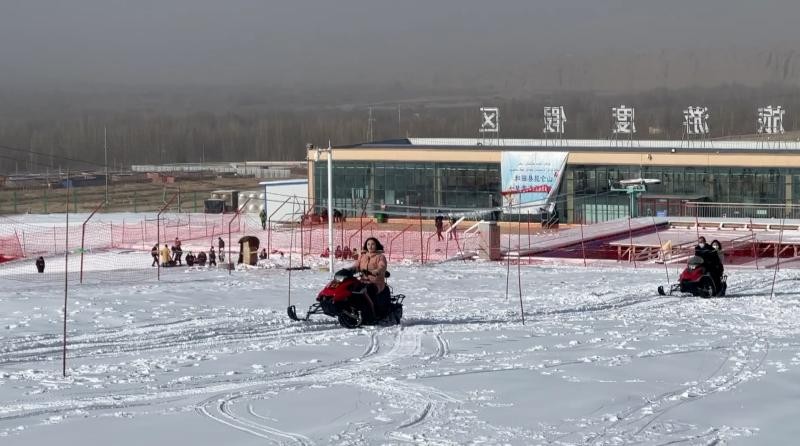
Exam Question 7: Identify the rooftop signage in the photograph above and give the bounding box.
[471,105,790,142]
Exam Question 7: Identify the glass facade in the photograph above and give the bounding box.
[314,160,798,222]
[570,165,787,204]
[314,161,500,217]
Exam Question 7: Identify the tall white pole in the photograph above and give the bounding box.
[326,141,334,274]
[104,127,108,205]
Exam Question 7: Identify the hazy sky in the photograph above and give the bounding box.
[2,0,800,87]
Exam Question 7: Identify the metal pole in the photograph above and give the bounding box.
[62,172,70,377]
[104,127,109,206]
[80,201,105,283]
[326,142,334,274]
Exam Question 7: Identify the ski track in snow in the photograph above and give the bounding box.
[1,257,799,444]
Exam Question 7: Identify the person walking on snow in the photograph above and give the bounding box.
[218,237,225,262]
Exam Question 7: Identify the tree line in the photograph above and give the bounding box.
[1,83,800,174]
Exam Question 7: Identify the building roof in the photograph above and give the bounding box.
[258,179,308,186]
[338,137,800,152]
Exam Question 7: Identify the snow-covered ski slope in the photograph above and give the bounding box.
[2,218,800,444]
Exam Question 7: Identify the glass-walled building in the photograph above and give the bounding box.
[307,138,800,223]
[314,161,500,217]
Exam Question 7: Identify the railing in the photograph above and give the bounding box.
[348,220,376,253]
[388,224,416,261]
[684,202,800,219]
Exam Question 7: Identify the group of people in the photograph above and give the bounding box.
[319,208,345,223]
[320,245,358,260]
[434,212,458,241]
[694,236,725,290]
[150,236,227,268]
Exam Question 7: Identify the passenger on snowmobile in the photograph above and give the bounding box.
[349,237,389,318]
[709,239,724,290]
[695,236,723,292]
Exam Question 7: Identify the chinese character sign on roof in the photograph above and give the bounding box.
[479,107,499,133]
[683,106,710,135]
[758,106,785,134]
[612,105,636,134]
[543,106,566,135]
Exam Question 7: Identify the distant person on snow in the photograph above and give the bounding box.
[218,237,225,262]
[196,251,207,267]
[259,209,267,230]
[208,247,217,266]
[160,244,171,267]
[35,256,45,273]
[185,251,196,267]
[434,213,444,241]
[172,244,183,266]
[150,244,159,267]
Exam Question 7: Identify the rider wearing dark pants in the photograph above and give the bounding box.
[351,237,388,319]
[695,236,723,293]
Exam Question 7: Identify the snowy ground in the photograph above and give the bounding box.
[3,238,800,444]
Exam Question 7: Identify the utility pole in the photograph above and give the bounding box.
[367,107,375,142]
[104,127,109,205]
[397,105,401,136]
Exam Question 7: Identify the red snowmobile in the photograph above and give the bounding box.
[658,255,726,298]
[287,269,405,328]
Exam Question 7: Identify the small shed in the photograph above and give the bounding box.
[238,235,260,265]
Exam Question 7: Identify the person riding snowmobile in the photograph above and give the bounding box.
[349,237,389,318]
[695,236,723,293]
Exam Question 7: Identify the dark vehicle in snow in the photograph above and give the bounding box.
[658,255,726,298]
[288,269,405,328]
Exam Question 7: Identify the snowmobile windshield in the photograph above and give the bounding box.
[687,255,704,270]
[334,268,354,281]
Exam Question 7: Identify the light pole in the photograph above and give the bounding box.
[104,127,108,206]
[315,142,334,274]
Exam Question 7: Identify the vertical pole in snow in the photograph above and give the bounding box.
[517,257,525,325]
[62,173,70,377]
[80,200,105,284]
[579,219,587,267]
[628,216,637,269]
[288,213,294,307]
[326,144,334,275]
[505,223,511,301]
[157,193,178,281]
[517,212,525,325]
[770,214,786,299]
[300,200,305,269]
[157,215,161,281]
[527,211,531,265]
[694,205,700,239]
[418,203,424,264]
[652,216,669,285]
[750,217,759,270]
[517,213,522,261]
